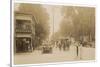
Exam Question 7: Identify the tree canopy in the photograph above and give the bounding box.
[58,6,95,41]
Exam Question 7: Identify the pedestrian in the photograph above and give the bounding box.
[66,39,70,51]
[63,39,66,51]
[58,40,62,51]
[74,41,79,57]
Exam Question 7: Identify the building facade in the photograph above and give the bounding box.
[14,12,36,53]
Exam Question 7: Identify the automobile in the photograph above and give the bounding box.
[42,44,52,54]
[82,41,94,48]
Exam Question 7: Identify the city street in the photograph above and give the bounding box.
[13,4,95,65]
[14,45,95,64]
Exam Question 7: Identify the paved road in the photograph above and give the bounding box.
[14,45,95,65]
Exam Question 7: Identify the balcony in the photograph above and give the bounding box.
[15,28,32,33]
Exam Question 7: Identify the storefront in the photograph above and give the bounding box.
[14,12,36,53]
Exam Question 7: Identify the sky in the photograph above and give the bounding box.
[43,5,63,38]
[14,3,20,11]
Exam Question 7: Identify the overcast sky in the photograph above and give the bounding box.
[43,5,63,38]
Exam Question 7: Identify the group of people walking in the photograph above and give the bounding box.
[55,39,71,51]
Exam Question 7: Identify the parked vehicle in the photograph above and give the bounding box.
[42,40,52,53]
[42,45,52,53]
[82,41,95,48]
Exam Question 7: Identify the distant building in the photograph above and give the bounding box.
[14,12,37,53]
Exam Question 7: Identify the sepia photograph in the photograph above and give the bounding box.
[13,3,95,65]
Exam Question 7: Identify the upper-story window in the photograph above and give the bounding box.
[16,20,31,32]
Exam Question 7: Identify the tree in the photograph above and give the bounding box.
[59,6,95,41]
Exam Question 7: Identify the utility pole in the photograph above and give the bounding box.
[52,6,54,41]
